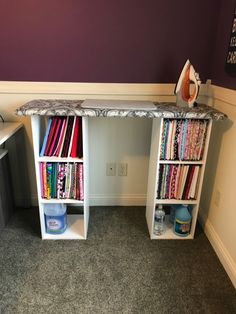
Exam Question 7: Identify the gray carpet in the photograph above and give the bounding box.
[0,206,236,314]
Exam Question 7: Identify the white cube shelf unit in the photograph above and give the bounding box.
[146,118,212,239]
[31,115,89,240]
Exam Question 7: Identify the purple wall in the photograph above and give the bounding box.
[0,0,222,84]
[210,0,236,90]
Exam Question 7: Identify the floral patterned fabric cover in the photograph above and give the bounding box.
[16,99,227,120]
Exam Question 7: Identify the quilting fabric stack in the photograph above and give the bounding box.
[160,119,208,161]
[40,116,83,158]
[157,164,200,200]
[40,162,84,201]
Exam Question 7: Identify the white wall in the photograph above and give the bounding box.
[200,85,236,288]
[88,117,152,205]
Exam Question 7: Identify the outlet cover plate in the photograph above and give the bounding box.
[118,163,128,176]
[106,163,116,176]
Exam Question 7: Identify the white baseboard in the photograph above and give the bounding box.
[89,194,146,206]
[199,213,236,289]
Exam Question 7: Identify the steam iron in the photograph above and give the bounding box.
[174,59,201,108]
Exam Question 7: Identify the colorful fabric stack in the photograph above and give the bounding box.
[157,164,200,200]
[40,116,83,158]
[160,119,208,160]
[40,162,84,200]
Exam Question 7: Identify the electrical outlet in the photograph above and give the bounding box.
[106,162,116,176]
[118,163,128,176]
[214,189,221,207]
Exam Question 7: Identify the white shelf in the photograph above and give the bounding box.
[155,199,198,205]
[42,214,85,240]
[159,160,204,165]
[37,156,83,163]
[40,198,84,204]
[151,215,193,240]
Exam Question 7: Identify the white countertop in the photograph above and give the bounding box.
[0,122,23,146]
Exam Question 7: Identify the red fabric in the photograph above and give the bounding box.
[70,117,80,158]
[48,118,62,156]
